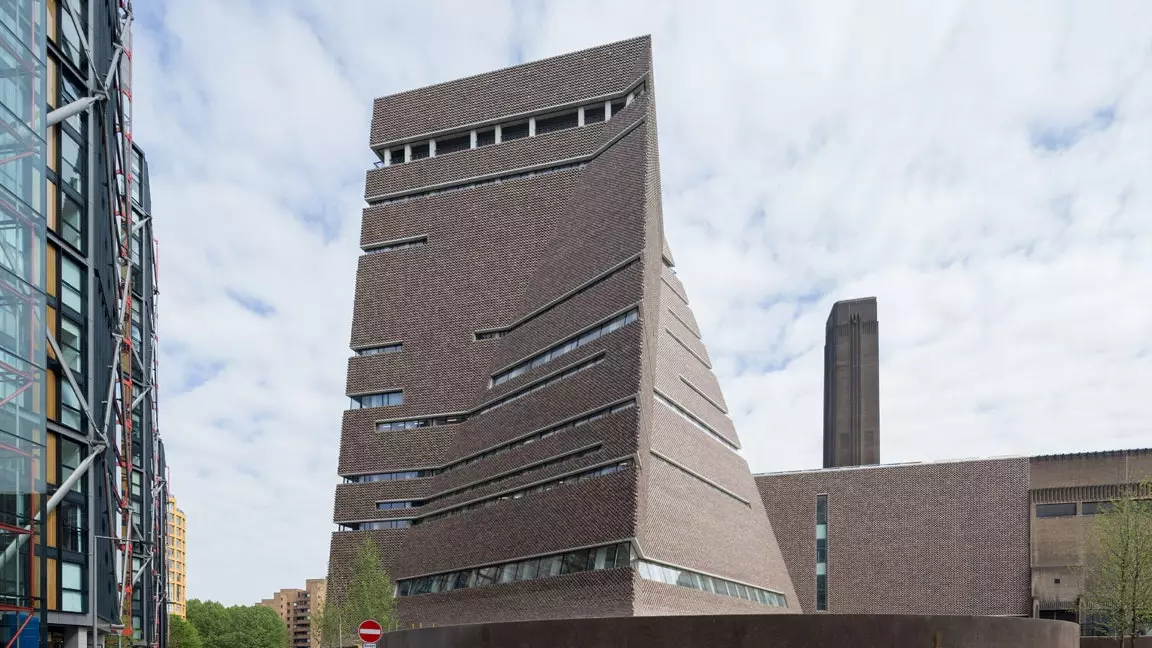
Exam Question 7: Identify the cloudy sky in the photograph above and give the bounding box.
[132,0,1152,605]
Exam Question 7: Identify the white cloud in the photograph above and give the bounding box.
[135,0,1152,605]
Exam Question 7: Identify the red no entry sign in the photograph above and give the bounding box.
[358,619,383,643]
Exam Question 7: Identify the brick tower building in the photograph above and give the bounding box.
[823,297,881,468]
[327,36,798,626]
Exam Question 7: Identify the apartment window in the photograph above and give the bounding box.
[1081,501,1115,516]
[535,110,579,135]
[131,299,143,347]
[61,501,84,553]
[492,309,638,387]
[583,104,606,124]
[59,439,84,493]
[356,343,402,356]
[61,561,84,612]
[58,73,87,136]
[60,256,83,314]
[59,191,83,249]
[58,317,83,373]
[131,150,142,205]
[1036,503,1077,518]
[60,381,82,430]
[816,494,828,611]
[409,142,430,160]
[349,391,403,410]
[59,130,84,194]
[476,129,496,147]
[502,122,529,141]
[435,133,470,156]
[58,0,87,69]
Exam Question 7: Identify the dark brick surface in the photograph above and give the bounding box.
[331,36,800,625]
[756,458,1032,616]
[370,36,650,145]
[374,614,1078,648]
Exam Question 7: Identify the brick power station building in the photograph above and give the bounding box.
[327,36,799,626]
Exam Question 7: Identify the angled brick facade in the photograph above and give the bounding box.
[327,36,798,626]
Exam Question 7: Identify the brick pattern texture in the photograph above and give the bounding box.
[756,458,1032,616]
[329,35,800,626]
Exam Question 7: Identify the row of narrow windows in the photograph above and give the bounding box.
[369,445,601,513]
[345,400,636,484]
[418,459,633,524]
[436,445,601,502]
[636,560,789,608]
[365,237,427,255]
[376,83,647,168]
[370,162,585,206]
[1034,500,1145,518]
[816,493,828,611]
[349,390,403,410]
[475,355,604,417]
[397,542,633,597]
[376,415,464,432]
[474,259,641,342]
[654,391,739,452]
[356,343,402,356]
[338,459,632,531]
[344,470,434,484]
[491,309,639,387]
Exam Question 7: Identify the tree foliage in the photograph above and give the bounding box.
[1083,483,1152,643]
[186,598,287,648]
[314,537,396,648]
[169,614,205,648]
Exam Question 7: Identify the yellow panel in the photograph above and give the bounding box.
[47,432,57,484]
[47,125,57,173]
[47,557,58,610]
[47,0,56,43]
[47,57,58,109]
[46,245,57,298]
[47,508,57,548]
[47,180,57,232]
[46,305,57,360]
[47,369,58,421]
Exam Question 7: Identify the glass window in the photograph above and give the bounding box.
[59,73,86,135]
[1036,503,1077,518]
[61,381,83,430]
[1081,501,1115,516]
[58,4,87,70]
[61,501,84,553]
[59,317,82,373]
[131,151,142,204]
[816,573,828,611]
[561,550,589,574]
[60,256,83,313]
[59,130,84,194]
[62,562,84,612]
[60,438,84,492]
[60,191,83,249]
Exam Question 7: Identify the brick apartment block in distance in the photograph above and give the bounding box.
[260,579,326,648]
[326,35,799,626]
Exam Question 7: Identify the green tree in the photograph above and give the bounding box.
[314,537,395,648]
[186,598,287,648]
[169,614,205,648]
[1083,482,1152,645]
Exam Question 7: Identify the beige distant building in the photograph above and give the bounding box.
[167,495,188,618]
[260,578,327,648]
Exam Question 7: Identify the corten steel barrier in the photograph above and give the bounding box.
[373,614,1079,648]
